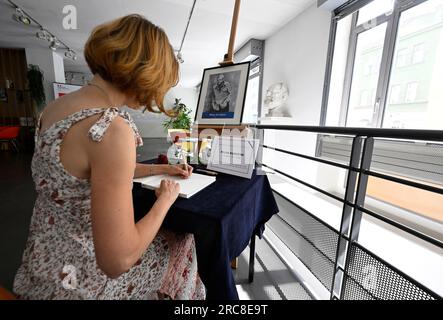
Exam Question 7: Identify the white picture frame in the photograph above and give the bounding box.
[207,136,259,179]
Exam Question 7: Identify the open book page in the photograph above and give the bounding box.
[133,173,216,199]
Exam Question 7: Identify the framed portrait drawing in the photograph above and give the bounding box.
[195,61,250,125]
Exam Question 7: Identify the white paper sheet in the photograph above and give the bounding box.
[133,173,216,199]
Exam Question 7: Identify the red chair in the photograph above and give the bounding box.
[0,126,20,152]
[0,286,16,300]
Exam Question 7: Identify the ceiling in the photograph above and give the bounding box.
[0,0,315,87]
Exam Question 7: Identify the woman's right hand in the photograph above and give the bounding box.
[155,179,180,204]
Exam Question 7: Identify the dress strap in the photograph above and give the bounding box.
[34,112,44,143]
[88,107,143,147]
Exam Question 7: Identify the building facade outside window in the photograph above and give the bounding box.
[323,0,443,130]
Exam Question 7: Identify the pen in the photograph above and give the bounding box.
[195,169,218,176]
[181,148,190,176]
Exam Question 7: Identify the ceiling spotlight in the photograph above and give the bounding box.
[36,28,51,41]
[64,49,77,61]
[49,38,60,51]
[176,52,184,64]
[12,8,31,25]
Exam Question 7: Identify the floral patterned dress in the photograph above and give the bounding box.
[13,107,206,300]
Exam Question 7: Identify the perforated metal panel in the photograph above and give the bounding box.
[274,193,340,262]
[342,244,439,300]
[268,204,339,292]
[318,135,443,185]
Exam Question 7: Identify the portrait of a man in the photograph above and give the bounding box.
[203,70,241,118]
[210,74,232,113]
[196,62,250,125]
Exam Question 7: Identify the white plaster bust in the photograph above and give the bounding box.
[264,82,291,117]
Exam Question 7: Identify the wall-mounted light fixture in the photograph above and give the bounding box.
[36,28,51,41]
[12,7,31,25]
[49,38,61,51]
[64,50,77,61]
[175,0,197,64]
[8,0,78,61]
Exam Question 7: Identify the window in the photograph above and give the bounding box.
[323,0,443,130]
[412,43,425,64]
[346,23,387,127]
[235,39,264,124]
[321,0,443,228]
[389,85,402,104]
[405,82,419,103]
[396,48,410,68]
[357,0,395,26]
[243,71,260,124]
[359,90,368,106]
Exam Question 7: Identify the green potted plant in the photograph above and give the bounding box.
[25,64,45,151]
[27,64,46,114]
[162,98,192,132]
[162,98,194,164]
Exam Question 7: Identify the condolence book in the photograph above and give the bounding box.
[133,173,216,199]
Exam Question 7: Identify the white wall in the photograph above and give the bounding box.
[128,85,199,138]
[262,3,331,125]
[261,3,332,190]
[65,71,93,86]
[25,48,65,104]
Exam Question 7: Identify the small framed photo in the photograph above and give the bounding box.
[195,61,250,125]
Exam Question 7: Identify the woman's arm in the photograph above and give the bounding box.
[134,163,193,179]
[88,117,179,279]
[134,163,169,178]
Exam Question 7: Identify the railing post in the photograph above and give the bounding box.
[349,137,374,242]
[339,137,374,299]
[255,127,264,170]
[330,136,363,300]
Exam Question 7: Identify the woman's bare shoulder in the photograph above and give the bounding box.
[39,88,101,130]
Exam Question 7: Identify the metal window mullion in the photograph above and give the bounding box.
[256,128,264,167]
[257,43,265,120]
[330,136,363,299]
[373,2,401,127]
[350,137,374,241]
[340,13,359,126]
[398,0,429,11]
[334,0,374,19]
[354,13,392,34]
[320,14,338,126]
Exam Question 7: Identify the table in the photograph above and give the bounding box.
[132,163,279,300]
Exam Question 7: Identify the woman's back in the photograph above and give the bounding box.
[14,103,204,299]
[13,14,205,300]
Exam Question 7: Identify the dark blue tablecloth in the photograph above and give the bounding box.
[132,166,279,300]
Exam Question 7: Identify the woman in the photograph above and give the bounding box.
[13,14,205,300]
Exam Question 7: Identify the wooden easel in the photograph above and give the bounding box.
[219,0,241,67]
[221,0,242,270]
[193,0,247,159]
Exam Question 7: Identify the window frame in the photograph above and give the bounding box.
[320,0,430,128]
[243,58,262,124]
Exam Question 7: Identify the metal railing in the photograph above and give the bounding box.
[252,124,443,300]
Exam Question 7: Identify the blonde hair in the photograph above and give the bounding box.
[84,14,179,114]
